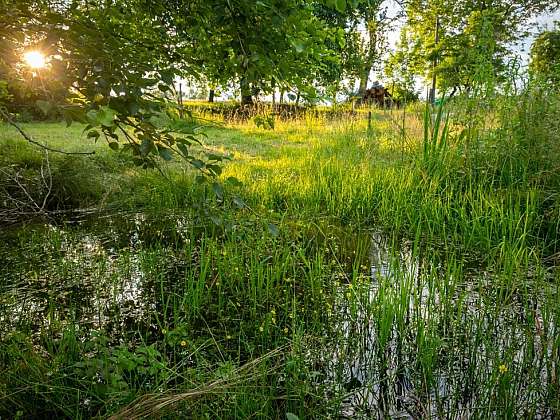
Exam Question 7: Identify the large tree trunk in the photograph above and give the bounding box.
[358,16,379,99]
[240,77,253,105]
[358,69,369,98]
[208,89,215,103]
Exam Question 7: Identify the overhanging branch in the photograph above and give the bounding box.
[0,108,96,156]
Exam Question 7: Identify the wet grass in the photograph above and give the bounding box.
[1,93,559,418]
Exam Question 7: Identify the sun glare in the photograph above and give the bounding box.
[23,51,46,69]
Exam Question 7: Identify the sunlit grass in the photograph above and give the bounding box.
[1,96,559,417]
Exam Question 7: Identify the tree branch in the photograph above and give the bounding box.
[0,108,95,155]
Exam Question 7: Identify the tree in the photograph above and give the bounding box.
[384,27,419,103]
[403,0,560,94]
[161,0,345,105]
[530,24,560,85]
[1,0,350,167]
[353,1,401,97]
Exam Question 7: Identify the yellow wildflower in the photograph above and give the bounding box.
[498,364,508,374]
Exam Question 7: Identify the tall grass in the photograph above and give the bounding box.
[1,76,559,418]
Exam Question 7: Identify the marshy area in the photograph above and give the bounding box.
[1,85,559,418]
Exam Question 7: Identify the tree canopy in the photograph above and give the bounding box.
[401,0,559,94]
[530,24,560,85]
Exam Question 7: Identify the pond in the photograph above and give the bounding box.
[1,212,558,418]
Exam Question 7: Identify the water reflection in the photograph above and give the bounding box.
[324,231,557,418]
[0,213,557,417]
[0,213,194,340]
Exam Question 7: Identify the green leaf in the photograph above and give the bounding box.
[158,84,170,93]
[97,106,117,127]
[127,101,140,116]
[158,147,173,161]
[177,143,189,157]
[212,182,224,199]
[233,196,246,209]
[207,153,224,162]
[267,223,279,237]
[334,0,346,12]
[190,159,205,169]
[108,142,119,150]
[286,413,300,420]
[140,138,153,156]
[87,130,100,140]
[86,110,98,125]
[207,164,222,176]
[292,39,306,53]
[225,176,243,187]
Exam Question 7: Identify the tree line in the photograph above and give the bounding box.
[1,0,559,164]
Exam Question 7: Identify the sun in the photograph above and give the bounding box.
[23,51,46,69]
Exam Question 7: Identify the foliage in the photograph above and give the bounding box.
[384,28,419,103]
[0,0,358,165]
[530,24,560,85]
[402,0,558,93]
[1,87,560,415]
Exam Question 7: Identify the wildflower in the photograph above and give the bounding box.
[283,327,289,334]
[499,364,508,374]
[180,340,187,347]
[259,326,264,332]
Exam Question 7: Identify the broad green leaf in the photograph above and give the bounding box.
[334,0,346,12]
[158,147,173,161]
[212,182,224,199]
[177,143,189,157]
[128,101,140,116]
[207,164,222,176]
[225,176,243,187]
[190,159,205,169]
[292,39,306,53]
[140,138,153,156]
[233,196,246,208]
[100,107,116,127]
[87,129,100,140]
[86,110,98,125]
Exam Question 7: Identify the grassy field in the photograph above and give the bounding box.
[1,98,559,418]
